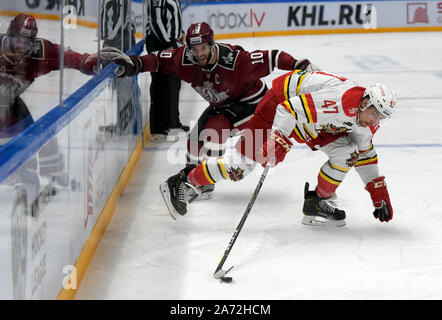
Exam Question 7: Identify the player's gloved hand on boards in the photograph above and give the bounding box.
[260,130,292,168]
[78,49,121,75]
[99,47,143,77]
[293,58,321,72]
[365,176,393,222]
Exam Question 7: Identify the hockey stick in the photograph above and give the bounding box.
[213,163,272,283]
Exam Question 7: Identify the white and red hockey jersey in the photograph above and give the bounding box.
[271,70,379,158]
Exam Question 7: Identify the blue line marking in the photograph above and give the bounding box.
[376,143,442,148]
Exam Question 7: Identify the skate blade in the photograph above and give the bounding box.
[159,183,178,220]
[301,215,346,227]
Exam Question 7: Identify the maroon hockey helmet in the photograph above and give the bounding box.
[185,22,214,47]
[7,14,38,40]
[5,14,38,57]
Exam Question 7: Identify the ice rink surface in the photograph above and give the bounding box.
[75,31,442,300]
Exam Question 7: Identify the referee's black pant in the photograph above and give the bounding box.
[146,34,182,134]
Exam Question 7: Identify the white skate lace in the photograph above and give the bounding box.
[318,200,335,215]
[178,182,190,203]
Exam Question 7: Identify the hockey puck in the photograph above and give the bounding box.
[220,276,233,283]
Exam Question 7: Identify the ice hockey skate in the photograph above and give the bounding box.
[302,182,346,227]
[159,165,197,220]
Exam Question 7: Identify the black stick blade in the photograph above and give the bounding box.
[214,266,234,283]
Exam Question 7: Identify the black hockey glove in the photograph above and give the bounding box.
[373,204,392,223]
[99,47,143,77]
[116,54,143,77]
[293,58,320,72]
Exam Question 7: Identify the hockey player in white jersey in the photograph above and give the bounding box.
[160,69,396,227]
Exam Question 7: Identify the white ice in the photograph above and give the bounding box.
[74,31,442,300]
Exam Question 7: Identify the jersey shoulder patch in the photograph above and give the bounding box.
[342,86,365,117]
[182,47,194,66]
[29,38,46,60]
[217,43,239,70]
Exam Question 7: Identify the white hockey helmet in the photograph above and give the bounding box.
[362,83,397,118]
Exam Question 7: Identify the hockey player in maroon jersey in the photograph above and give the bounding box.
[0,14,102,182]
[103,21,318,199]
[158,69,396,226]
[1,14,101,141]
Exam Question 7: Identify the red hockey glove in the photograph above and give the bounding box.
[260,130,292,167]
[365,176,393,222]
[78,53,99,75]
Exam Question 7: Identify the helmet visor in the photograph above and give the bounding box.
[368,105,387,121]
[7,35,34,55]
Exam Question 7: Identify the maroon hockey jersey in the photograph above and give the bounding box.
[0,35,96,102]
[0,35,96,142]
[139,43,297,108]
